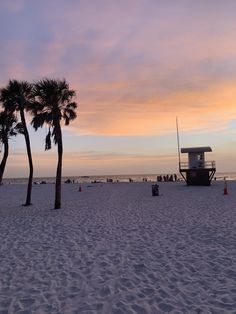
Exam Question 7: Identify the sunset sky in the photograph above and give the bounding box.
[1,0,236,177]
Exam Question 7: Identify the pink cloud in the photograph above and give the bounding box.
[1,0,236,138]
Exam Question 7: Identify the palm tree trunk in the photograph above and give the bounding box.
[20,108,33,206]
[0,137,9,185]
[54,123,63,209]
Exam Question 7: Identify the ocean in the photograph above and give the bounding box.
[2,172,236,185]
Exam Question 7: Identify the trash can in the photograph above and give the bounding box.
[152,184,159,196]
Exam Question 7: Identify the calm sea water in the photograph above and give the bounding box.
[2,172,236,185]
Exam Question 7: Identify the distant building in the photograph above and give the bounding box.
[179,146,216,186]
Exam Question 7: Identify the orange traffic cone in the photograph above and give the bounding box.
[79,185,82,192]
[223,180,228,195]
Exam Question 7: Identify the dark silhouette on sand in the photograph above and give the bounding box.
[0,80,34,205]
[31,79,77,209]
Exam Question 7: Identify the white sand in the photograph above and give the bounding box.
[0,181,236,313]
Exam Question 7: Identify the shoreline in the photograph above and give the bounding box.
[1,172,234,185]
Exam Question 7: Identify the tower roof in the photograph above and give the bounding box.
[181,146,212,153]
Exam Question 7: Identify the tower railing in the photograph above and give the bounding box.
[180,161,216,170]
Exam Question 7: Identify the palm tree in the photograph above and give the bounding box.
[31,79,77,209]
[0,110,23,184]
[0,80,34,205]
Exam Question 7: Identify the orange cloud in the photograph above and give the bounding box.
[67,78,236,136]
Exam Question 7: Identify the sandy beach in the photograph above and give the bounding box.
[0,181,236,313]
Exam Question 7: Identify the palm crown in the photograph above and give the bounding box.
[0,80,33,112]
[31,79,77,149]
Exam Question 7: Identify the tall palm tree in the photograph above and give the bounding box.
[31,79,77,209]
[0,80,34,205]
[0,110,23,185]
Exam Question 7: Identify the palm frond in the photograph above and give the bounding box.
[63,110,77,125]
[9,129,18,137]
[45,129,52,151]
[14,122,24,135]
[67,101,77,109]
[52,125,59,145]
[0,109,21,139]
[31,112,49,130]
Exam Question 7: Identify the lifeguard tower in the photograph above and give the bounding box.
[179,147,216,185]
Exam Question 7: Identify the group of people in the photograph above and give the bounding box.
[65,178,75,184]
[157,174,178,182]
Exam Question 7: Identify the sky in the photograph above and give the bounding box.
[1,0,236,177]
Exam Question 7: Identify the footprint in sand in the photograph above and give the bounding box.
[99,285,111,297]
[133,263,146,274]
[131,304,148,314]
[0,298,11,309]
[158,302,174,312]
